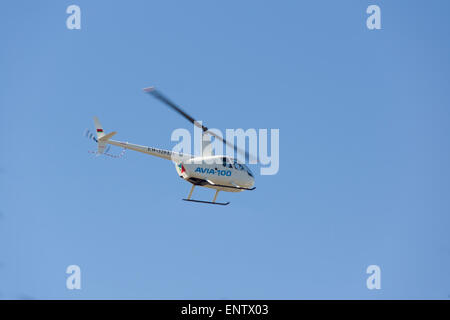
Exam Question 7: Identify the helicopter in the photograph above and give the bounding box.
[87,87,255,205]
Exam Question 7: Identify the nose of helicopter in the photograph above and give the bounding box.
[248,174,255,188]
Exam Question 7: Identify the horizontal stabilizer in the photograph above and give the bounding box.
[99,131,117,142]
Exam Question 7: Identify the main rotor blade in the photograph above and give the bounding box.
[143,87,208,132]
[207,130,252,162]
[143,86,254,162]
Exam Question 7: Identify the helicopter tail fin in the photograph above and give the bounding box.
[93,116,105,139]
[92,117,117,154]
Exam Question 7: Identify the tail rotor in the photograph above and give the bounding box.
[84,128,98,143]
[84,117,125,158]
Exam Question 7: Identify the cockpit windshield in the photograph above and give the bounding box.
[226,158,254,178]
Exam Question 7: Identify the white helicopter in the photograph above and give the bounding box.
[86,87,255,205]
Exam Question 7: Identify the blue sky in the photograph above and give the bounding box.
[1,0,450,299]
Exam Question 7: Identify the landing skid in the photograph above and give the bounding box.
[182,198,230,206]
[183,184,230,205]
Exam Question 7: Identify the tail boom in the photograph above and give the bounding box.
[106,139,184,161]
[91,116,190,161]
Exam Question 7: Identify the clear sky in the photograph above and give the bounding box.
[1,0,450,299]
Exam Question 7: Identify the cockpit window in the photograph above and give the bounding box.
[232,159,244,170]
[231,159,254,177]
